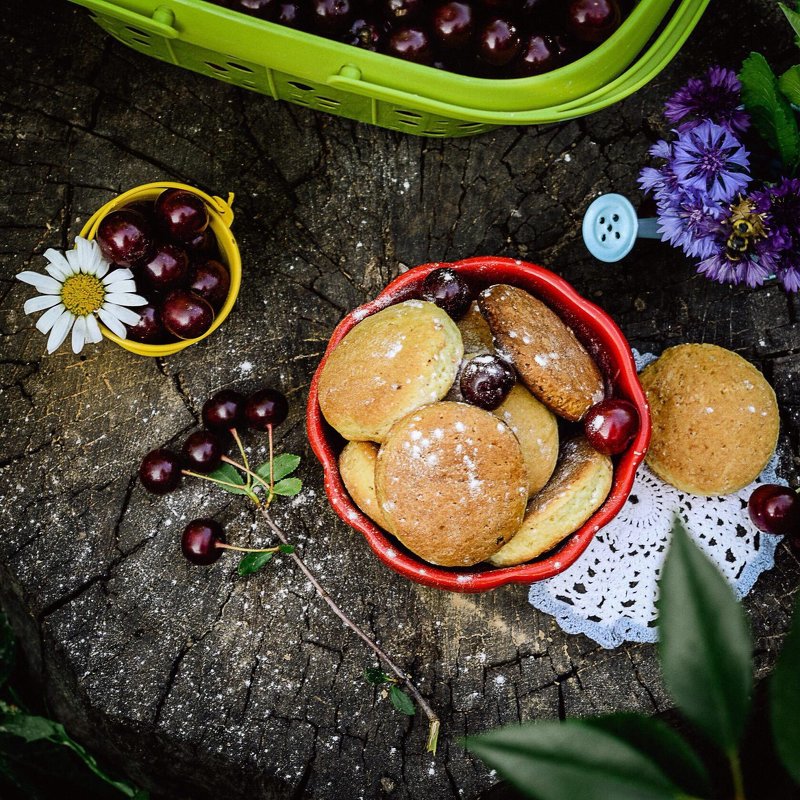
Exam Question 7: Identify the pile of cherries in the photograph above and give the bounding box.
[96,188,231,344]
[139,385,289,564]
[418,267,640,456]
[212,0,630,78]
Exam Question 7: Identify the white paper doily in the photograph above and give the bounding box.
[528,351,785,649]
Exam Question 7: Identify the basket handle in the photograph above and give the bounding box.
[69,1,179,39]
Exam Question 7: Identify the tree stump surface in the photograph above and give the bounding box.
[1,1,799,798]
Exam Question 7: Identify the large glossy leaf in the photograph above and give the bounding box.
[583,714,710,798]
[779,2,800,44]
[779,66,800,107]
[658,518,752,752]
[771,592,800,784]
[465,721,684,800]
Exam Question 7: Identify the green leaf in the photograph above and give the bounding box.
[206,463,249,495]
[779,65,800,107]
[583,714,711,798]
[254,453,301,485]
[0,614,14,689]
[658,517,752,752]
[779,3,800,43]
[465,721,683,800]
[0,712,64,743]
[770,592,800,784]
[739,52,800,171]
[279,544,295,554]
[364,667,392,685]
[389,685,415,716]
[273,477,302,497]
[237,551,274,576]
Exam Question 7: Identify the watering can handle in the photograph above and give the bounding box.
[69,1,179,39]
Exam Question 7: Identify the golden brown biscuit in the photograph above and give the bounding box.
[490,437,613,567]
[457,301,494,355]
[339,441,389,530]
[493,384,559,497]
[318,300,463,442]
[478,284,604,421]
[375,402,528,567]
[640,344,779,495]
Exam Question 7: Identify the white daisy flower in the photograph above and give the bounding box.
[16,236,147,354]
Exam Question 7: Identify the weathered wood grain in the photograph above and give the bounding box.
[1,1,799,798]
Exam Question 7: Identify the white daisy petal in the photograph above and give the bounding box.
[71,316,87,354]
[97,307,127,338]
[105,292,148,306]
[102,303,142,327]
[75,237,94,273]
[46,309,75,353]
[24,294,61,314]
[85,313,103,344]
[16,271,63,294]
[105,279,137,294]
[65,248,81,272]
[43,249,71,279]
[95,254,110,279]
[103,268,134,285]
[35,303,66,334]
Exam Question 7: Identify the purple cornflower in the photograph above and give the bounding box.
[672,122,751,203]
[665,66,750,135]
[637,140,680,200]
[657,191,724,259]
[753,177,800,248]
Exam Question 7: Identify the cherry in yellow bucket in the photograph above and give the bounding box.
[80,181,242,357]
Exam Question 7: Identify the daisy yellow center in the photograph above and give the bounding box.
[61,273,105,316]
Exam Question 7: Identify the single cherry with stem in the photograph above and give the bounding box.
[181,518,290,566]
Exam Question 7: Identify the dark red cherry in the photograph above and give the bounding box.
[96,209,154,267]
[161,290,215,340]
[748,485,800,536]
[245,388,289,431]
[141,242,190,290]
[190,259,230,309]
[583,398,638,455]
[383,0,424,22]
[182,430,223,473]
[460,354,516,410]
[311,0,354,33]
[477,17,521,67]
[139,449,182,494]
[345,17,384,50]
[182,519,225,565]
[567,0,621,43]
[514,33,562,76]
[421,268,472,320]
[155,189,209,243]
[185,229,219,261]
[432,2,475,50]
[387,27,433,64]
[126,304,167,344]
[202,389,247,433]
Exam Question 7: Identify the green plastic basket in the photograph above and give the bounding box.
[69,0,709,137]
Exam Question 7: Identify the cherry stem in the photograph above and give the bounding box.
[255,504,440,754]
[268,424,275,492]
[220,455,272,497]
[230,427,251,487]
[182,469,248,492]
[215,542,281,555]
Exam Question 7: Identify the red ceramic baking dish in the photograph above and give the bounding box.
[307,257,651,593]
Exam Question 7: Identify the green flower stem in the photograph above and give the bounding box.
[729,750,746,800]
[256,504,440,754]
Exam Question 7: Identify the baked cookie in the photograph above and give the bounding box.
[492,384,559,497]
[339,441,388,530]
[640,343,779,495]
[375,401,528,567]
[479,284,604,421]
[457,301,495,355]
[490,437,613,567]
[318,300,463,442]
